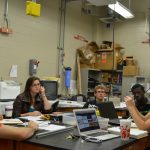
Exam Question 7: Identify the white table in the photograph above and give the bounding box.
[0,99,85,115]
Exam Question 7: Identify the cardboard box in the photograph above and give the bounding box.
[80,63,94,69]
[123,66,139,76]
[100,73,111,83]
[95,52,117,70]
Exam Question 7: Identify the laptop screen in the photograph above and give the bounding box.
[74,109,100,133]
[97,101,118,119]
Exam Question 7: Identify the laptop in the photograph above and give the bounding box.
[73,108,119,141]
[51,100,59,112]
[97,101,120,125]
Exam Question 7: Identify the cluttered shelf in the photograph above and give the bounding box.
[100,82,122,85]
[101,69,123,73]
[81,68,123,97]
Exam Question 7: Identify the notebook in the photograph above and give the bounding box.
[108,127,148,139]
[97,101,120,125]
[73,108,119,141]
[0,119,23,124]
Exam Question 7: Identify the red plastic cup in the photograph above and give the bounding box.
[120,119,131,141]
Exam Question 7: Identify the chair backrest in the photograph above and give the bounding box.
[71,94,87,102]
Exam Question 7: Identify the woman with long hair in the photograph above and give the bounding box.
[12,76,51,118]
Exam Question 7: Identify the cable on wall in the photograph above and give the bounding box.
[148,8,150,47]
[57,0,67,77]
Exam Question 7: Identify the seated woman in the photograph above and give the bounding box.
[0,114,38,141]
[83,85,107,108]
[12,76,52,118]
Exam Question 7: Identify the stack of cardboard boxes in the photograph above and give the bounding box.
[123,56,139,76]
[95,41,124,70]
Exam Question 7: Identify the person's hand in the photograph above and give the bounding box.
[40,86,46,96]
[124,96,134,108]
[0,114,3,120]
[30,111,42,116]
[28,121,39,131]
[52,112,63,115]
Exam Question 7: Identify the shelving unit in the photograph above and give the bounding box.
[100,70,123,97]
[81,68,123,98]
[81,68,101,97]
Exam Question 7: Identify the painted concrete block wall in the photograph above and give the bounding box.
[0,0,94,92]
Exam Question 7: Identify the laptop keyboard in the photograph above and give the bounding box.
[88,131,108,137]
[85,132,119,141]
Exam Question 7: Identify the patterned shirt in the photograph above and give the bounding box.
[83,98,104,109]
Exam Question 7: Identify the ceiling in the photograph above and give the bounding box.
[86,0,150,14]
[121,0,149,14]
[82,0,150,23]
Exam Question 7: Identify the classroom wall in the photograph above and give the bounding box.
[0,0,94,92]
[1,0,148,94]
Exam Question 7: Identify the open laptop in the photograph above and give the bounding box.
[73,108,119,141]
[97,101,120,125]
[51,100,59,112]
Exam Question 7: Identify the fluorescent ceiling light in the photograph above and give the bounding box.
[108,1,134,19]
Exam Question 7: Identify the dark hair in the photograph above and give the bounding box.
[23,76,40,97]
[131,84,145,93]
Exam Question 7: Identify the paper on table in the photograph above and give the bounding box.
[131,122,137,128]
[38,124,66,131]
[19,116,43,123]
[108,127,148,139]
[0,119,23,124]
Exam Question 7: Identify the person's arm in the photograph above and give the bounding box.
[125,96,150,130]
[0,114,3,120]
[21,111,42,117]
[0,121,38,141]
[40,86,51,110]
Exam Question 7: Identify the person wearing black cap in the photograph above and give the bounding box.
[131,84,150,115]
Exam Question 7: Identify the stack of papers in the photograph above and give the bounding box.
[39,124,66,131]
[108,127,148,139]
[19,116,43,123]
[0,119,23,124]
